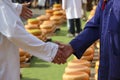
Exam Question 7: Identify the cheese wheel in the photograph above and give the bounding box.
[20,56,26,63]
[37,15,49,21]
[45,9,54,13]
[27,18,39,24]
[81,54,94,61]
[19,49,26,57]
[19,52,26,57]
[68,60,91,67]
[46,13,53,16]
[53,11,63,16]
[40,25,53,29]
[65,65,90,75]
[26,29,41,36]
[83,47,94,56]
[53,4,62,8]
[50,16,62,21]
[25,24,39,29]
[63,72,89,80]
[25,53,31,58]
[41,27,55,34]
[42,20,55,25]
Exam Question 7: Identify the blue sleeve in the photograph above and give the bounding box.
[69,0,102,59]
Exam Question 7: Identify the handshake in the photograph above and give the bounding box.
[52,42,74,64]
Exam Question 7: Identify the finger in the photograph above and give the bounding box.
[26,8,32,14]
[56,50,67,64]
[52,51,65,64]
[22,15,28,20]
[24,13,32,19]
[22,12,32,20]
[52,58,61,64]
[25,9,33,17]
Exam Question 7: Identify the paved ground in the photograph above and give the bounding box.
[22,8,45,24]
[31,8,45,17]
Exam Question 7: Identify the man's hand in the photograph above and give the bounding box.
[52,45,67,64]
[52,42,74,64]
[20,2,33,20]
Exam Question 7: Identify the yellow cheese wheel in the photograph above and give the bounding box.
[26,29,41,36]
[25,24,39,29]
[27,18,39,25]
[68,60,91,67]
[65,65,90,75]
[53,4,62,8]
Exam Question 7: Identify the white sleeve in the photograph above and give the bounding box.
[12,3,22,16]
[2,0,22,16]
[0,4,58,62]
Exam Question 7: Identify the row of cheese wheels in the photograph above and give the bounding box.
[24,4,66,42]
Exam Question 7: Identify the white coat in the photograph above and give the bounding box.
[62,0,82,19]
[0,0,58,80]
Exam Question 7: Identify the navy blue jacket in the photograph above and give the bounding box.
[70,0,120,80]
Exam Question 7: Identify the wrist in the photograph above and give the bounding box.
[68,44,75,54]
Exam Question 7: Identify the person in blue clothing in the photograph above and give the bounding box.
[53,0,120,80]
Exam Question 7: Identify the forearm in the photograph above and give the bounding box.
[70,28,99,59]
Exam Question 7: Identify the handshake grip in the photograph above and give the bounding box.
[52,42,74,64]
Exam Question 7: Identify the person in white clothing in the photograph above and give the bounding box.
[62,0,83,37]
[0,0,66,80]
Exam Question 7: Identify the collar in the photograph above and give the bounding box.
[102,0,108,10]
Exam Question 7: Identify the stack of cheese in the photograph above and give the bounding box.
[25,18,47,41]
[63,59,91,80]
[50,4,66,27]
[52,3,62,11]
[19,49,32,68]
[74,46,95,61]
[63,45,95,80]
[40,20,56,34]
[50,11,63,26]
[45,9,54,17]
[81,46,94,61]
